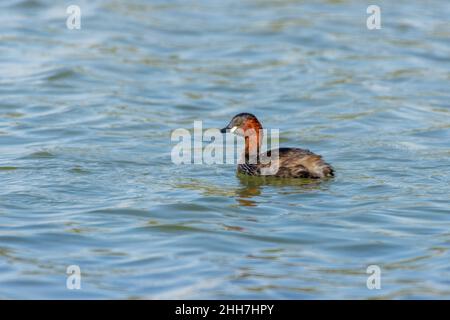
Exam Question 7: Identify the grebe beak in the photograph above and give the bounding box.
[220,125,238,134]
[220,122,232,133]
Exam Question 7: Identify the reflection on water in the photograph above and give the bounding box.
[236,174,328,207]
[176,175,328,207]
[0,0,450,299]
[236,177,261,207]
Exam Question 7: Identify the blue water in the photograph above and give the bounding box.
[0,0,449,299]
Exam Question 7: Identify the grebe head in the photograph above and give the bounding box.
[220,113,262,136]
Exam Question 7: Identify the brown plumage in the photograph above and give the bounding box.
[220,113,334,179]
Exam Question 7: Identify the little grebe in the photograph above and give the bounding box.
[220,113,334,179]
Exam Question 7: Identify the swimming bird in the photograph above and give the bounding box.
[220,113,334,179]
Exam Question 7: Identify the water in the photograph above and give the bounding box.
[0,0,449,299]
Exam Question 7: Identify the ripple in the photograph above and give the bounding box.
[0,166,18,171]
[20,151,55,159]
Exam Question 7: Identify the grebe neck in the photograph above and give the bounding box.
[243,119,263,163]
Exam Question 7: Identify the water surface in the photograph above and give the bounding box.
[0,0,450,299]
